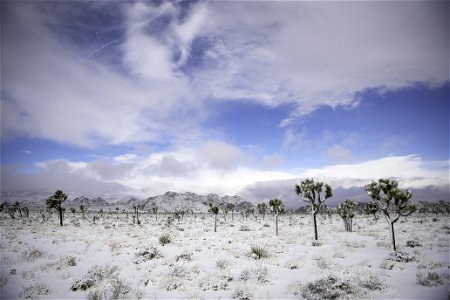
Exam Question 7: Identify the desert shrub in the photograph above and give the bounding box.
[23,248,44,262]
[299,275,362,299]
[240,266,268,283]
[134,247,161,264]
[233,285,253,300]
[216,259,228,269]
[239,225,251,231]
[249,245,268,259]
[199,273,233,291]
[71,265,129,299]
[311,241,322,247]
[406,240,422,247]
[418,260,444,270]
[416,271,445,286]
[159,234,171,246]
[358,274,387,290]
[175,252,192,262]
[314,256,333,270]
[23,283,50,298]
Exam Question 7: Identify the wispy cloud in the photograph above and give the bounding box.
[1,1,447,148]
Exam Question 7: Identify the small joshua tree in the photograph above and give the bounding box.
[151,207,158,222]
[257,203,267,220]
[133,204,141,225]
[364,202,378,222]
[295,179,333,240]
[269,198,283,236]
[227,203,235,222]
[365,178,416,252]
[79,205,85,219]
[22,206,30,218]
[46,190,67,226]
[336,199,355,232]
[70,207,76,216]
[13,202,23,218]
[208,203,220,232]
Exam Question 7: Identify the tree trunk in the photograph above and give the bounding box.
[275,214,279,236]
[313,212,318,240]
[59,208,63,226]
[390,221,397,252]
[214,215,217,232]
[231,211,234,222]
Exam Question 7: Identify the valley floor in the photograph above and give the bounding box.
[0,212,448,299]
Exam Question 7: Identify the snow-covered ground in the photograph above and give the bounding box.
[0,212,448,299]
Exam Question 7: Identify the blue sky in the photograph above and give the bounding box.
[1,1,449,201]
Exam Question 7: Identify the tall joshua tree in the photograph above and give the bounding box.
[208,203,220,232]
[269,198,283,236]
[257,203,267,220]
[336,199,355,232]
[46,190,67,226]
[295,179,333,240]
[365,178,416,252]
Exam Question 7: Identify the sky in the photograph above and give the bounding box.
[1,1,449,204]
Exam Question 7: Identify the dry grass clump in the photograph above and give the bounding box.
[249,245,269,259]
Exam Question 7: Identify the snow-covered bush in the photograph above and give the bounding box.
[416,271,446,286]
[292,275,363,299]
[134,247,161,264]
[233,285,253,300]
[22,283,50,298]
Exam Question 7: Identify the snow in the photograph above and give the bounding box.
[0,212,448,299]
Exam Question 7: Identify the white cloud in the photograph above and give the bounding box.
[326,144,352,162]
[201,140,243,171]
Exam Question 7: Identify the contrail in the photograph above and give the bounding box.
[83,1,177,62]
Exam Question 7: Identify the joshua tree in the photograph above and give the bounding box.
[69,207,76,217]
[13,202,24,218]
[79,205,85,218]
[115,207,119,219]
[269,198,283,236]
[257,203,267,220]
[365,178,416,252]
[5,205,17,219]
[208,203,220,232]
[133,204,141,225]
[245,208,255,219]
[227,203,235,222]
[336,199,355,232]
[364,202,378,222]
[222,205,229,222]
[46,190,68,226]
[295,179,333,240]
[151,207,158,221]
[22,206,30,218]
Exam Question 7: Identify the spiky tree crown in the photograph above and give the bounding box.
[364,178,416,218]
[226,203,235,210]
[209,205,220,215]
[46,190,67,209]
[257,203,267,214]
[295,179,332,206]
[269,198,283,214]
[364,202,378,214]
